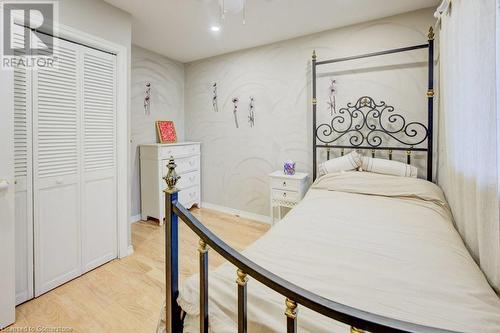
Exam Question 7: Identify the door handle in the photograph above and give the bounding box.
[0,179,9,191]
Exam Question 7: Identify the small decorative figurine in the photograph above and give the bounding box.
[327,79,336,115]
[144,82,151,115]
[232,97,239,128]
[248,96,255,127]
[283,160,296,175]
[212,82,218,112]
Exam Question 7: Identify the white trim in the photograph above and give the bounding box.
[201,202,271,225]
[0,42,16,330]
[496,0,500,291]
[127,245,134,256]
[129,214,141,224]
[28,20,130,259]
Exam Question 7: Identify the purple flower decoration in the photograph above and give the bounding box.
[284,160,296,175]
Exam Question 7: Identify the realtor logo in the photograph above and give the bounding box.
[1,1,58,69]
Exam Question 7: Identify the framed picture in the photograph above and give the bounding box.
[156,120,177,143]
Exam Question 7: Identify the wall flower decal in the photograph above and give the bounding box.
[327,79,336,115]
[144,82,151,115]
[232,97,239,128]
[248,96,255,127]
[212,82,219,112]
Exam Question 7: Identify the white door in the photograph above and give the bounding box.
[81,47,117,272]
[0,42,16,330]
[13,25,34,305]
[15,34,118,297]
[33,39,82,296]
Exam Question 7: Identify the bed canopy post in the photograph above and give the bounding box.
[163,157,182,333]
[427,26,435,182]
[310,32,435,182]
[312,50,318,180]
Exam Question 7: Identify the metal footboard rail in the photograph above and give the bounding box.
[162,158,457,333]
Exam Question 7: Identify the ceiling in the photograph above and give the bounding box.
[104,0,439,63]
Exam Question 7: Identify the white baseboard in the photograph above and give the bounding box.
[201,202,271,224]
[129,214,141,224]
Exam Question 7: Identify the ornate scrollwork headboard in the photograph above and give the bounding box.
[311,38,435,181]
[316,96,428,149]
[314,96,432,180]
[313,95,431,180]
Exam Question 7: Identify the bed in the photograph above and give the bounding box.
[158,27,500,333]
[175,172,500,332]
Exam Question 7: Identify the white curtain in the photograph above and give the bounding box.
[437,0,499,292]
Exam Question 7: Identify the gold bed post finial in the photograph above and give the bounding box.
[198,239,208,254]
[284,298,298,319]
[312,49,317,60]
[428,26,435,40]
[351,327,364,333]
[163,156,180,193]
[236,269,248,286]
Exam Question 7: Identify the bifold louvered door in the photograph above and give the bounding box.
[33,38,82,296]
[26,38,118,297]
[13,25,34,305]
[81,48,117,272]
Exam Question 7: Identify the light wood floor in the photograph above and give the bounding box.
[4,208,269,333]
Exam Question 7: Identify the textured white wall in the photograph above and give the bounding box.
[184,8,435,216]
[131,46,185,217]
[437,0,499,292]
[58,0,132,49]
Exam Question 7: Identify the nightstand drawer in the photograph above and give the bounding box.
[271,178,300,191]
[271,189,299,202]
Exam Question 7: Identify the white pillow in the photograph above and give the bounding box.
[361,156,418,178]
[318,151,362,176]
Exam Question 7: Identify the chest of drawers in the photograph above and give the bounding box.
[140,142,201,224]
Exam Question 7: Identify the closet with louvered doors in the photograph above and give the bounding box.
[14,34,118,301]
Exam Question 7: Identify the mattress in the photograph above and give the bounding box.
[172,172,500,332]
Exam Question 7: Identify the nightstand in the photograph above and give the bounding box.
[269,171,309,224]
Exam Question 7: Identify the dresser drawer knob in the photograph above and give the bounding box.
[283,192,287,197]
[283,181,287,187]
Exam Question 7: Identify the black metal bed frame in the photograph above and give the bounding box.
[312,29,435,182]
[161,27,456,333]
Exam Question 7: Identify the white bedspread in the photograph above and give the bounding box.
[175,172,500,332]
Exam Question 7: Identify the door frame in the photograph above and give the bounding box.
[13,14,131,259]
[0,55,16,330]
